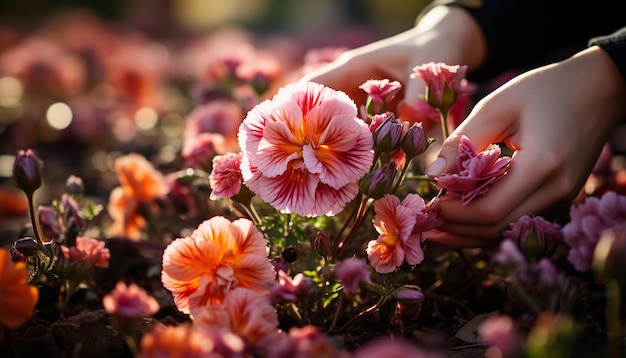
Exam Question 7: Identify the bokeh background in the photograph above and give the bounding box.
[0,0,432,204]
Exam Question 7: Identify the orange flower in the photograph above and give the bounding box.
[141,323,244,358]
[107,153,167,240]
[0,248,39,329]
[194,287,279,346]
[161,216,275,315]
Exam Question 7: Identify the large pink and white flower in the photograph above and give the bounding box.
[238,81,374,217]
[435,135,510,206]
[366,193,441,273]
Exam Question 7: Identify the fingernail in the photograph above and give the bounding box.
[425,157,446,177]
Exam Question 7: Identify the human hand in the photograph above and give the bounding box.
[300,5,486,118]
[424,46,626,247]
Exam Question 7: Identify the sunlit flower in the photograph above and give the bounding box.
[269,270,313,304]
[161,216,275,315]
[360,79,401,115]
[63,236,110,268]
[141,323,245,358]
[435,135,511,205]
[103,281,159,317]
[0,248,39,329]
[411,62,467,111]
[335,257,371,294]
[209,152,243,200]
[107,153,167,240]
[239,81,374,217]
[478,315,521,358]
[366,193,439,273]
[194,287,280,346]
[564,191,626,271]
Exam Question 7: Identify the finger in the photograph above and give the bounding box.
[424,91,519,178]
[423,229,495,248]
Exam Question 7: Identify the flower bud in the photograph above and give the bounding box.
[12,237,41,257]
[401,122,429,159]
[281,246,299,263]
[425,82,457,113]
[392,285,424,322]
[372,114,402,153]
[359,162,396,199]
[313,230,330,257]
[65,175,84,198]
[12,149,43,196]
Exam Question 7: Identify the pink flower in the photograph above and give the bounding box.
[269,270,313,304]
[504,215,562,259]
[411,62,467,110]
[161,216,275,315]
[194,287,279,346]
[366,194,440,273]
[209,152,243,200]
[563,191,626,271]
[63,236,110,268]
[183,99,244,153]
[182,132,227,169]
[334,258,371,294]
[493,239,526,268]
[102,281,159,317]
[435,135,511,205]
[239,81,374,217]
[478,315,521,358]
[360,79,401,114]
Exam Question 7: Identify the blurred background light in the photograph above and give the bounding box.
[46,102,73,130]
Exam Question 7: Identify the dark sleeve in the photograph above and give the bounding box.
[421,0,625,81]
[589,28,626,82]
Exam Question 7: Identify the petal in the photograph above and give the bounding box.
[312,182,359,216]
[255,165,319,216]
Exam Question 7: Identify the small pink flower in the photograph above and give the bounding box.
[269,270,313,304]
[411,62,467,110]
[563,191,626,271]
[63,236,110,268]
[209,152,243,200]
[493,239,526,268]
[366,193,440,273]
[360,79,402,114]
[239,81,373,217]
[182,132,227,169]
[334,258,371,294]
[103,281,159,317]
[478,315,521,357]
[435,135,511,205]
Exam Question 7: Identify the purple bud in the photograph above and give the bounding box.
[401,122,428,159]
[372,114,403,153]
[313,231,331,257]
[65,175,84,197]
[359,162,396,199]
[12,149,43,196]
[392,285,424,322]
[12,237,41,257]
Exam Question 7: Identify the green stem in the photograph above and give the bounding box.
[606,278,621,358]
[339,283,388,333]
[330,196,371,260]
[439,109,450,139]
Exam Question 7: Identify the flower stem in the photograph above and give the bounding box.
[439,109,450,139]
[27,193,45,248]
[330,196,371,260]
[339,283,388,333]
[606,278,621,358]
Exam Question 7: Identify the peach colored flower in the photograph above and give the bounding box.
[63,236,110,268]
[366,193,440,274]
[103,281,159,317]
[141,323,244,358]
[436,135,511,206]
[239,81,374,217]
[193,287,279,346]
[0,248,39,329]
[161,216,275,315]
[107,153,167,240]
[209,152,244,200]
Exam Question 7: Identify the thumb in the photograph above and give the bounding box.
[424,134,462,177]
